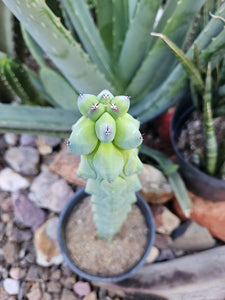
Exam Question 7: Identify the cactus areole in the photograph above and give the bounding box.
[68,90,143,241]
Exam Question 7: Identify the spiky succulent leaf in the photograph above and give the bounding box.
[131,2,225,122]
[0,103,78,137]
[2,0,114,94]
[127,0,206,99]
[118,0,163,85]
[96,0,113,52]
[40,67,78,110]
[60,0,116,86]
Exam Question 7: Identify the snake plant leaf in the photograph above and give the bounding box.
[2,0,114,94]
[118,0,163,86]
[127,0,206,99]
[0,103,78,137]
[140,145,191,217]
[40,67,78,110]
[60,0,116,86]
[68,116,98,155]
[203,63,218,175]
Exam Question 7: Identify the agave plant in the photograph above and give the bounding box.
[68,89,143,240]
[152,13,225,178]
[1,0,225,137]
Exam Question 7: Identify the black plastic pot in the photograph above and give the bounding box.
[171,97,225,202]
[58,188,155,282]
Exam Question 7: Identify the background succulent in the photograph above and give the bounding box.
[153,13,225,178]
[69,90,143,240]
[1,0,225,136]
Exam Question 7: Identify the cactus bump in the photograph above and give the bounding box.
[68,90,143,241]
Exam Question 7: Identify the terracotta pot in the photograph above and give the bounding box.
[171,97,225,202]
[57,188,155,282]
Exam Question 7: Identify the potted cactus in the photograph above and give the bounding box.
[58,89,155,282]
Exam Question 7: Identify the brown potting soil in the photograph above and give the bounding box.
[65,197,148,276]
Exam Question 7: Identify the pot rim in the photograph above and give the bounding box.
[57,187,155,282]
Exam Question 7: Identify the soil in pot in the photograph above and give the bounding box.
[65,197,148,276]
[177,110,225,179]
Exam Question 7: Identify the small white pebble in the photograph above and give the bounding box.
[4,133,18,146]
[3,278,20,295]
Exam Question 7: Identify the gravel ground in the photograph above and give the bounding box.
[0,133,121,300]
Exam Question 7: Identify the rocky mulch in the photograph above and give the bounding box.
[0,132,223,299]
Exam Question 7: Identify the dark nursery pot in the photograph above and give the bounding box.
[171,97,225,202]
[58,188,155,282]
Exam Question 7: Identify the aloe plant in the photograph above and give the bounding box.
[1,0,225,135]
[152,13,225,178]
[68,89,143,240]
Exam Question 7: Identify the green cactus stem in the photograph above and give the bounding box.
[69,90,143,241]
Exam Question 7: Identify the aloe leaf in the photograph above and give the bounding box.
[131,2,225,122]
[140,145,191,217]
[0,2,14,57]
[60,0,116,86]
[21,26,46,68]
[128,0,138,19]
[151,33,204,93]
[2,0,114,94]
[127,0,206,98]
[0,51,7,59]
[210,12,225,24]
[118,0,163,86]
[145,0,179,53]
[112,0,129,63]
[0,103,79,137]
[40,67,78,110]
[96,0,113,53]
[200,27,225,63]
[203,63,218,175]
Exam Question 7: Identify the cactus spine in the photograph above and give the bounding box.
[69,90,143,241]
